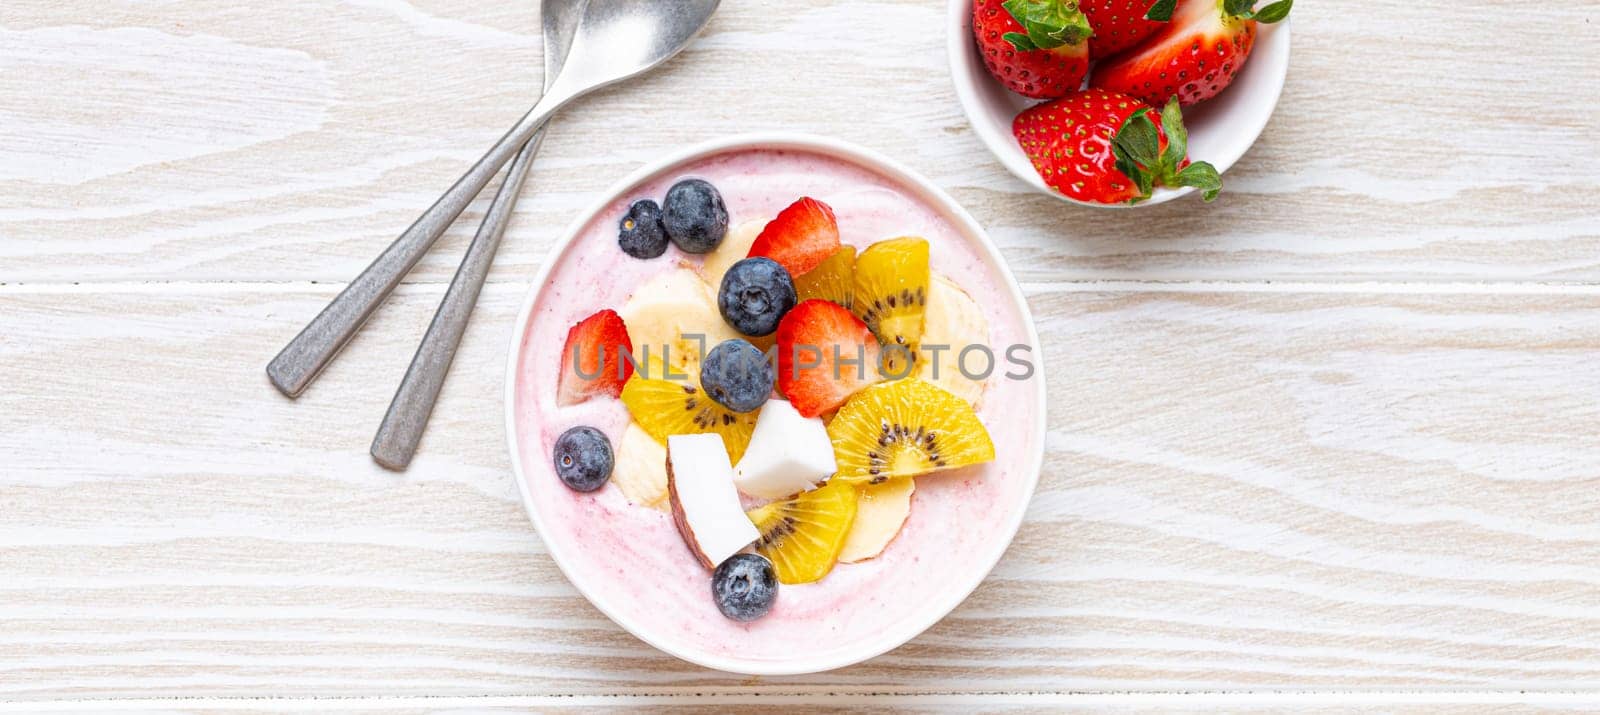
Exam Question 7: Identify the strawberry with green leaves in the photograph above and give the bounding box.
[972,0,1093,99]
[1090,0,1292,107]
[1012,89,1222,205]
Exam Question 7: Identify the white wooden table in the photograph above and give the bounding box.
[3,0,1599,710]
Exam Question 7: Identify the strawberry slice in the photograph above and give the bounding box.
[1088,0,1292,107]
[557,309,634,406]
[1082,0,1172,58]
[748,197,841,277]
[776,300,882,418]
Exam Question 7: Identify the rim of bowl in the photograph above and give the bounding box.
[502,132,1049,675]
[945,0,1291,209]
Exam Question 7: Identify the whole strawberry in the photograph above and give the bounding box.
[1081,0,1171,58]
[1089,0,1292,107]
[972,0,1093,99]
[1012,89,1221,204]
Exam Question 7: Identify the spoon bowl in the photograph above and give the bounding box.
[540,0,719,110]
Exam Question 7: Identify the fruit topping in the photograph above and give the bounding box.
[622,359,758,463]
[747,197,841,277]
[1090,0,1292,108]
[712,553,779,622]
[662,178,728,254]
[828,378,995,485]
[745,478,858,584]
[557,309,634,406]
[552,425,614,493]
[853,237,930,366]
[733,398,836,500]
[793,245,855,310]
[838,478,915,563]
[1013,90,1221,204]
[666,433,761,569]
[700,339,774,414]
[621,268,740,383]
[917,275,991,406]
[612,422,669,510]
[618,199,669,260]
[972,0,1092,100]
[699,220,764,291]
[717,257,797,338]
[775,300,883,418]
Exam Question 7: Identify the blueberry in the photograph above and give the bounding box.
[618,199,668,259]
[718,257,796,337]
[553,426,613,492]
[712,553,778,622]
[700,340,774,413]
[662,178,727,254]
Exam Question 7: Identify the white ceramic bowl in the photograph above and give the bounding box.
[947,0,1291,207]
[503,133,1046,675]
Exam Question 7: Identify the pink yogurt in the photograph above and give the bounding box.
[510,146,1041,670]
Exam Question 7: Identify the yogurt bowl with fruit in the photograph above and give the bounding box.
[504,134,1046,674]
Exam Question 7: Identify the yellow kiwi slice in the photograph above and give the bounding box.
[852,238,929,369]
[620,360,757,464]
[827,378,994,485]
[745,479,858,584]
[794,245,856,309]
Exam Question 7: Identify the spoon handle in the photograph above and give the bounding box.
[368,129,543,470]
[266,106,555,398]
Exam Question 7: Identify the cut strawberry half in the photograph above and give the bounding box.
[776,299,882,418]
[557,309,634,406]
[1088,0,1292,107]
[748,197,841,277]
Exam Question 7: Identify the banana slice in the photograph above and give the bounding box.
[838,478,914,563]
[916,274,990,407]
[620,267,741,384]
[699,220,764,293]
[611,422,669,510]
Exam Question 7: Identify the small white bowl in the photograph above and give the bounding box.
[503,133,1047,674]
[947,0,1291,207]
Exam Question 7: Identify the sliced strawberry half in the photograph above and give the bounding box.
[1088,0,1292,107]
[748,197,841,277]
[776,299,882,418]
[557,309,634,406]
[1082,0,1172,58]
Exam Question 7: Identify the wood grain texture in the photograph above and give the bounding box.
[2,1,1598,286]
[3,0,1600,707]
[3,286,1599,699]
[18,693,1600,713]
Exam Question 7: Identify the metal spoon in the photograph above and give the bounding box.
[266,0,722,399]
[368,0,586,471]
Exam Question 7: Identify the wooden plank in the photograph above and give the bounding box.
[2,1,1597,286]
[16,692,1600,713]
[2,285,1598,698]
